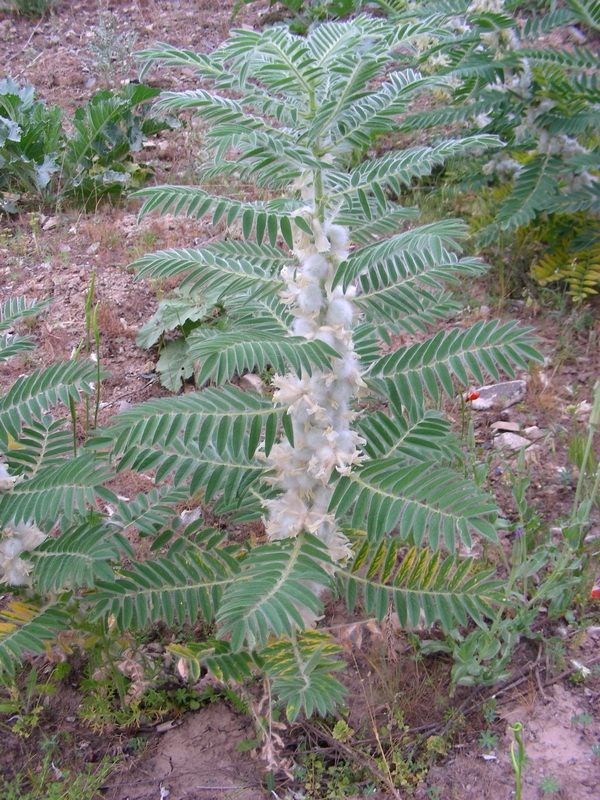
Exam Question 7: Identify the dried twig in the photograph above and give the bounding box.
[300,719,406,800]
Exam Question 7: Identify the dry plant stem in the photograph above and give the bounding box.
[350,652,600,747]
[301,719,406,800]
[4,16,43,66]
[571,380,600,524]
[351,649,399,790]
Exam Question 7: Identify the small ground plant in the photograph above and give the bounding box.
[0,735,116,800]
[0,78,177,212]
[0,16,564,726]
[84,8,139,89]
[0,0,58,16]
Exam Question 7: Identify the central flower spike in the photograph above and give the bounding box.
[264,217,365,566]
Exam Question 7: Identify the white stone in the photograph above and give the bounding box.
[180,508,202,526]
[574,400,592,421]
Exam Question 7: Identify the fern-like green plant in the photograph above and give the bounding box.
[0,296,53,363]
[0,17,544,721]
[379,0,599,294]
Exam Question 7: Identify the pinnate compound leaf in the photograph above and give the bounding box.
[261,631,348,722]
[341,544,503,631]
[0,601,70,675]
[0,453,115,528]
[329,460,498,551]
[0,360,100,445]
[218,534,333,651]
[31,522,121,593]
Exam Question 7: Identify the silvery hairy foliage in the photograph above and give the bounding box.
[383,0,599,228]
[382,0,599,299]
[0,17,542,719]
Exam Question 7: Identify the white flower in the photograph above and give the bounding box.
[272,374,305,405]
[0,537,23,559]
[303,254,330,281]
[326,298,354,327]
[323,528,353,564]
[298,284,324,314]
[570,659,591,679]
[265,492,310,539]
[474,114,492,128]
[293,316,318,338]
[324,223,349,255]
[15,522,46,551]
[0,463,17,492]
[314,327,338,350]
[2,561,34,586]
[304,427,328,451]
[0,520,47,586]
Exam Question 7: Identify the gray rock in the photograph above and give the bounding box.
[470,380,527,411]
[491,421,520,432]
[41,216,59,231]
[524,425,544,440]
[180,508,202,526]
[493,433,531,450]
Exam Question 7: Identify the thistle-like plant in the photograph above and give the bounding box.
[0,17,544,720]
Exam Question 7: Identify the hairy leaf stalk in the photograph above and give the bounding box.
[264,212,365,569]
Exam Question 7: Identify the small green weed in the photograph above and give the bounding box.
[482,698,497,724]
[295,751,369,798]
[571,712,592,726]
[478,729,499,751]
[0,0,57,16]
[0,737,117,800]
[0,78,177,212]
[0,664,70,739]
[540,774,561,797]
[84,8,138,88]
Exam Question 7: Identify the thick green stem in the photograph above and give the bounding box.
[313,167,325,222]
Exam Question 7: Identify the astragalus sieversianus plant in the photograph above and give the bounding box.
[0,16,541,720]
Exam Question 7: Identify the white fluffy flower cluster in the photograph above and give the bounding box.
[481,27,519,52]
[0,462,17,493]
[537,131,588,160]
[264,217,365,566]
[468,0,504,12]
[0,463,46,586]
[481,79,596,204]
[482,153,521,181]
[423,52,451,73]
